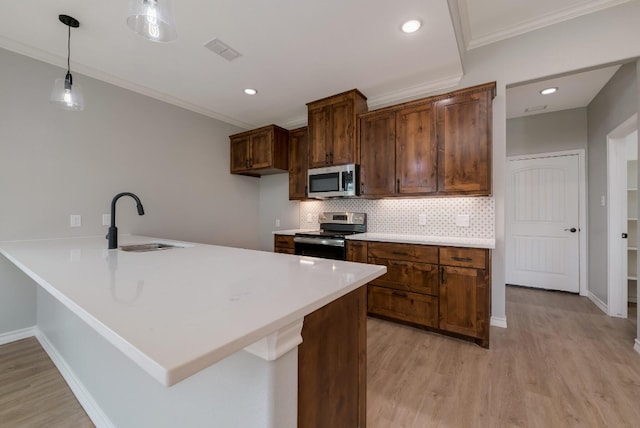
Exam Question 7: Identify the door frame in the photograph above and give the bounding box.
[506,149,588,296]
[607,113,638,318]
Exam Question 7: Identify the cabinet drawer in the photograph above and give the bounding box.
[367,242,437,264]
[274,235,294,249]
[275,247,294,255]
[368,286,438,328]
[439,247,487,269]
[368,258,438,296]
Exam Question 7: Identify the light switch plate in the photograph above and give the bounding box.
[307,213,313,223]
[70,215,82,228]
[456,214,470,227]
[102,214,111,226]
[275,219,281,227]
[418,213,427,226]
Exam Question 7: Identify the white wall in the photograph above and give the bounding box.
[258,174,300,251]
[0,47,260,334]
[507,108,588,157]
[587,63,638,304]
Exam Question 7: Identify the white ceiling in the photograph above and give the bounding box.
[457,0,633,49]
[506,65,621,119]
[0,1,631,129]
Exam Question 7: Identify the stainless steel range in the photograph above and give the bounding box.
[294,212,366,260]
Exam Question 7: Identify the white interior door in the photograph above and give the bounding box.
[506,154,581,292]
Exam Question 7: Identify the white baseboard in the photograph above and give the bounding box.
[635,339,640,355]
[490,316,507,329]
[0,326,36,345]
[35,330,115,428]
[588,292,608,314]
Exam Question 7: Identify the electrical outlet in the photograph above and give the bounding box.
[307,213,313,223]
[275,219,281,227]
[102,214,111,226]
[418,213,427,226]
[600,195,606,207]
[70,215,82,228]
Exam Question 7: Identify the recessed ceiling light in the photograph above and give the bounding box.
[244,88,258,95]
[540,87,558,95]
[401,20,422,33]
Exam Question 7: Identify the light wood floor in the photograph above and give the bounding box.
[368,286,640,427]
[1,287,638,427]
[0,337,94,428]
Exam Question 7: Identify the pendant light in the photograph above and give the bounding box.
[126,0,177,42]
[50,15,84,111]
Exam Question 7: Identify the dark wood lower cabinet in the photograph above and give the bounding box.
[368,286,438,328]
[298,286,367,428]
[346,239,491,348]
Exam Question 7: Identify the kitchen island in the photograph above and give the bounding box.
[0,235,385,427]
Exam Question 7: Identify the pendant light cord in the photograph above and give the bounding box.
[67,24,71,74]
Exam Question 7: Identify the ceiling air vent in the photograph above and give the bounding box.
[524,105,547,113]
[204,38,242,61]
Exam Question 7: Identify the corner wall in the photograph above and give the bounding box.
[587,63,638,303]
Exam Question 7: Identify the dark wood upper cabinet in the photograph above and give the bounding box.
[396,103,437,194]
[435,85,493,195]
[358,82,494,197]
[307,90,368,169]
[359,101,437,197]
[288,126,308,200]
[229,125,289,177]
[360,111,396,196]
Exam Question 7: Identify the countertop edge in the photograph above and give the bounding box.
[345,233,496,249]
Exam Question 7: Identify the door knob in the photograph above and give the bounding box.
[564,227,577,233]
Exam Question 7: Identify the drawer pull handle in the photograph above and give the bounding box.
[452,256,473,262]
[391,251,409,256]
[441,268,446,283]
[391,291,408,298]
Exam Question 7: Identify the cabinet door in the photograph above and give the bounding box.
[360,112,396,196]
[230,136,249,172]
[308,106,331,168]
[397,103,437,194]
[249,131,273,170]
[439,266,488,340]
[330,99,355,165]
[346,241,368,263]
[289,127,308,200]
[436,90,491,194]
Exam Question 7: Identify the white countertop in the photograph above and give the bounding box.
[0,235,385,386]
[346,233,495,249]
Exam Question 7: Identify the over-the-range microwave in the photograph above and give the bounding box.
[307,163,359,198]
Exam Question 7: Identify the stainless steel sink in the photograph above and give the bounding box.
[119,243,183,252]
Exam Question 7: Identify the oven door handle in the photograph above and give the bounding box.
[293,237,345,247]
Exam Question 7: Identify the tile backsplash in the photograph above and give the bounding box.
[300,197,495,238]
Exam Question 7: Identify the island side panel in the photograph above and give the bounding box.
[36,288,297,428]
[298,285,367,428]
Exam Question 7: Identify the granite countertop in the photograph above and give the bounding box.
[0,235,385,386]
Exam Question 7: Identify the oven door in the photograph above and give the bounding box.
[294,236,346,260]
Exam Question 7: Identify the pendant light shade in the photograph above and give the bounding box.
[127,0,177,42]
[50,15,84,111]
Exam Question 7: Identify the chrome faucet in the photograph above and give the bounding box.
[107,192,145,249]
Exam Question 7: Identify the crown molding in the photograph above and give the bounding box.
[0,36,255,130]
[461,0,632,50]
